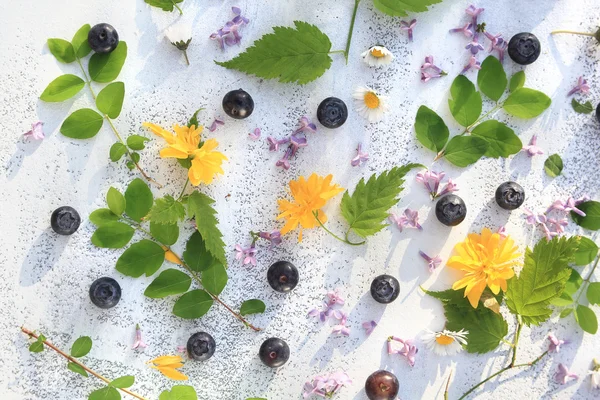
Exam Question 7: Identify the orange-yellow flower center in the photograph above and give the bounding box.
[435,334,455,346]
[370,48,386,58]
[364,92,380,109]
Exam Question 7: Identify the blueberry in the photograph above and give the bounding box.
[365,370,399,400]
[50,206,81,235]
[317,97,348,128]
[186,332,216,361]
[436,194,467,226]
[89,277,121,309]
[222,89,254,119]
[508,32,540,65]
[267,261,299,293]
[259,337,290,368]
[495,181,525,210]
[596,103,600,124]
[370,274,400,304]
[88,23,119,54]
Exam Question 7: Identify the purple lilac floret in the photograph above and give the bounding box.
[362,320,377,335]
[419,251,442,273]
[400,19,417,42]
[23,121,44,140]
[547,333,569,353]
[308,289,345,323]
[421,56,447,82]
[210,6,249,49]
[258,230,282,248]
[389,209,423,232]
[234,243,257,266]
[465,36,485,55]
[132,324,147,350]
[249,127,261,140]
[351,143,369,166]
[554,363,578,385]
[567,76,590,97]
[416,170,458,200]
[522,135,544,157]
[272,116,317,170]
[465,4,484,26]
[461,55,481,74]
[524,196,588,240]
[208,118,224,132]
[449,23,474,38]
[303,371,352,399]
[388,336,418,367]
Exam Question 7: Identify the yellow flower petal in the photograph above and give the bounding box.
[156,366,188,381]
[160,147,189,159]
[143,122,177,145]
[150,355,184,366]
[163,247,182,264]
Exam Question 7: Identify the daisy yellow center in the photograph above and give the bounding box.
[370,48,386,58]
[435,334,455,346]
[364,92,380,109]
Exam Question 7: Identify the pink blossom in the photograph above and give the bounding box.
[567,76,590,97]
[326,289,345,307]
[303,371,352,398]
[461,55,481,74]
[249,127,261,140]
[23,121,44,140]
[400,19,417,41]
[234,244,257,266]
[132,324,147,350]
[362,320,377,335]
[449,23,474,38]
[547,333,569,353]
[387,336,418,367]
[554,363,578,385]
[351,143,369,167]
[294,116,317,134]
[522,135,544,157]
[389,209,422,232]
[208,118,224,132]
[419,251,442,273]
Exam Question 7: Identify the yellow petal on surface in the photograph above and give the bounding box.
[164,249,182,264]
[150,355,184,366]
[156,366,188,381]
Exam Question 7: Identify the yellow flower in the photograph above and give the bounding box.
[148,355,188,381]
[143,122,227,186]
[277,173,344,242]
[447,228,521,308]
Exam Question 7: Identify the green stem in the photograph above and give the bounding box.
[551,30,595,36]
[500,338,515,347]
[575,254,600,303]
[182,50,190,65]
[76,57,96,100]
[329,50,347,54]
[312,211,365,246]
[444,370,452,400]
[178,178,190,200]
[510,321,522,367]
[172,0,183,15]
[344,0,361,64]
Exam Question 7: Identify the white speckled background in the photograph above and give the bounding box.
[2,0,600,399]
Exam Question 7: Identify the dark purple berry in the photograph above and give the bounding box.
[508,32,540,65]
[222,89,254,119]
[89,277,121,309]
[495,181,525,210]
[370,274,400,304]
[88,23,119,54]
[259,337,289,368]
[365,370,399,400]
[50,206,81,235]
[267,261,299,293]
[436,194,467,226]
[186,332,216,361]
[317,97,348,128]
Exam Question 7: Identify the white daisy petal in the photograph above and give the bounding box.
[353,86,388,123]
[422,329,469,356]
[361,46,394,68]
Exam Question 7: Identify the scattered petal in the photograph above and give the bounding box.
[554,363,578,385]
[23,121,45,140]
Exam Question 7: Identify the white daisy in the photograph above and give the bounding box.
[165,22,192,46]
[361,46,394,67]
[422,329,468,356]
[590,359,600,390]
[353,87,389,123]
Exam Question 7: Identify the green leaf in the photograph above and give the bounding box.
[109,375,134,388]
[240,299,266,316]
[477,56,507,101]
[571,201,600,231]
[40,74,85,102]
[145,269,191,298]
[67,362,88,377]
[72,24,92,58]
[107,187,126,216]
[109,142,128,162]
[70,336,92,357]
[124,178,153,221]
[159,385,198,400]
[549,291,573,307]
[509,71,525,92]
[574,237,598,266]
[187,192,227,266]
[89,41,127,83]
[575,305,598,334]
[587,282,600,305]
[116,240,165,277]
[47,38,76,63]
[150,221,179,246]
[127,135,150,150]
[28,334,46,353]
[571,98,594,114]
[470,120,522,158]
[148,195,186,225]
[340,164,421,237]
[60,108,104,139]
[131,152,140,164]
[443,136,488,167]
[372,0,442,17]
[88,386,120,400]
[187,108,204,128]
[503,88,551,119]
[448,75,482,127]
[183,231,219,272]
[178,158,192,169]
[215,21,332,85]
[173,289,214,319]
[144,0,183,12]
[560,308,574,318]
[564,268,583,296]
[89,209,119,226]
[505,236,580,325]
[544,154,563,178]
[414,105,449,152]
[91,222,135,248]
[202,263,228,295]
[96,82,125,119]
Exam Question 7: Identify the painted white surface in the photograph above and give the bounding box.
[1,0,600,399]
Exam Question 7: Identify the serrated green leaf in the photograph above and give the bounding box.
[560,308,574,318]
[506,236,580,325]
[70,336,92,357]
[89,209,119,226]
[202,263,228,295]
[443,135,488,167]
[340,164,421,238]
[183,231,219,272]
[89,41,127,83]
[564,268,583,296]
[575,304,598,334]
[448,75,482,127]
[509,71,525,92]
[477,56,507,101]
[144,269,191,298]
[109,375,134,389]
[148,195,186,225]
[571,201,600,231]
[88,386,120,400]
[549,291,573,306]
[47,38,76,63]
[96,82,125,119]
[107,187,126,216]
[127,135,150,150]
[159,385,198,400]
[145,0,183,12]
[91,222,135,248]
[215,21,332,85]
[150,221,179,246]
[571,98,594,114]
[173,289,213,319]
[372,0,443,17]
[187,108,204,129]
[187,192,227,266]
[67,362,88,377]
[60,108,104,139]
[414,105,449,152]
[587,282,600,305]
[72,24,92,58]
[544,154,563,178]
[574,237,598,266]
[503,88,551,119]
[116,239,165,277]
[240,299,266,316]
[124,178,153,221]
[40,74,85,102]
[470,120,522,158]
[109,142,128,162]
